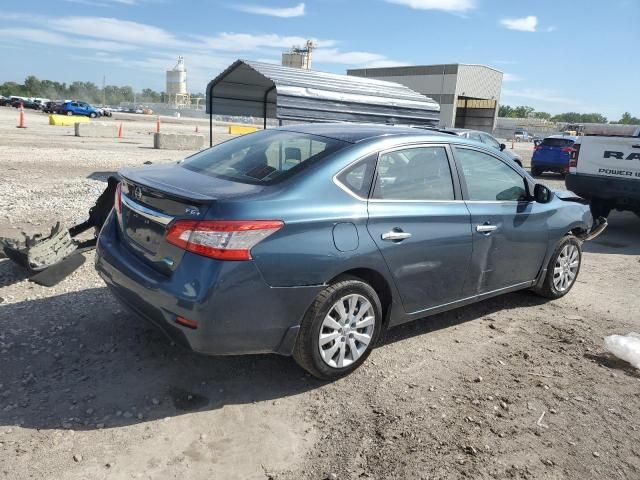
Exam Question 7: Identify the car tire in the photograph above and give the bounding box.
[90,112,97,118]
[533,235,582,299]
[531,167,542,176]
[66,111,73,116]
[293,276,383,380]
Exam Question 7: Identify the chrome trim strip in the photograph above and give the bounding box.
[121,194,174,226]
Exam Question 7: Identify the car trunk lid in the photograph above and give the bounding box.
[117,164,266,274]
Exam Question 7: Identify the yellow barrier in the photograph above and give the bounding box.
[49,115,91,126]
[228,125,258,135]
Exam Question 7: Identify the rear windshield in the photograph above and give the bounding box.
[182,130,349,185]
[541,138,574,147]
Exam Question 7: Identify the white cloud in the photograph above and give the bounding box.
[0,27,135,52]
[64,0,142,5]
[199,33,335,52]
[49,16,185,48]
[234,2,306,17]
[503,73,523,82]
[313,48,405,68]
[385,0,475,13]
[502,88,579,105]
[500,15,538,32]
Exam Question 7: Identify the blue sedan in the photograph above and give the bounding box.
[96,124,601,379]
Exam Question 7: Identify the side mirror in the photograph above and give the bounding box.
[499,143,506,151]
[533,184,552,203]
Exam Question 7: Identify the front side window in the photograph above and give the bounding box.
[372,146,454,201]
[456,148,527,201]
[182,130,348,185]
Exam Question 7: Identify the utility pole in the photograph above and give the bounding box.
[102,75,106,106]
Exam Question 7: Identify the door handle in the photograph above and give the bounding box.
[476,224,498,233]
[382,229,412,242]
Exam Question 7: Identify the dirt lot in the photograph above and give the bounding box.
[1,107,639,480]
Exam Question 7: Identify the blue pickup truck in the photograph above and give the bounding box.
[58,101,101,118]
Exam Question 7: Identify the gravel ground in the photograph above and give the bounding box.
[1,107,639,479]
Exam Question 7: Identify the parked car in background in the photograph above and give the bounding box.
[440,128,523,167]
[42,101,63,114]
[566,127,640,218]
[96,106,113,117]
[59,101,101,118]
[11,98,42,110]
[514,129,532,142]
[531,135,577,176]
[0,96,10,106]
[96,124,602,380]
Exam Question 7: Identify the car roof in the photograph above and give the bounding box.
[274,123,448,144]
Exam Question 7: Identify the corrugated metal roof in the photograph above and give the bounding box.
[206,60,440,127]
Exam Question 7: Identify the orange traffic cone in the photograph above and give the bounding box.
[118,122,123,138]
[17,104,26,129]
[156,116,160,133]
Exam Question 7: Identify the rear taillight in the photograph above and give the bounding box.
[115,182,122,214]
[569,144,581,168]
[562,147,573,153]
[166,220,284,261]
[534,145,542,151]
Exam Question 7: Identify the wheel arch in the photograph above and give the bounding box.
[327,267,394,331]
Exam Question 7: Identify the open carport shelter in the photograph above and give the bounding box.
[206,60,440,146]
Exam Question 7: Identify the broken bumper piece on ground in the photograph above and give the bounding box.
[0,176,119,287]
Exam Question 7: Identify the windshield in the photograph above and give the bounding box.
[182,130,349,185]
[541,138,574,148]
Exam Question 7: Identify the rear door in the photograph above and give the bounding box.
[366,144,472,314]
[452,146,549,295]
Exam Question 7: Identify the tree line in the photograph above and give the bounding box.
[498,104,639,125]
[0,75,167,105]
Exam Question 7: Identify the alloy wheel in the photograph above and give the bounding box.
[553,244,580,292]
[318,294,376,369]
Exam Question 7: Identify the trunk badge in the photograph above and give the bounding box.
[185,207,200,215]
[134,186,143,201]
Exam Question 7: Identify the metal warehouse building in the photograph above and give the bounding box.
[347,64,503,132]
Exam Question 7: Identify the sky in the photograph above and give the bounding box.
[0,0,638,120]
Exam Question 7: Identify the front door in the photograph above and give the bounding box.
[453,146,550,295]
[366,145,473,314]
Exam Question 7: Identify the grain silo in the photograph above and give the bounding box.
[166,56,189,107]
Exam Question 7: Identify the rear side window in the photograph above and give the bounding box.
[182,130,348,185]
[336,154,377,198]
[541,138,574,148]
[372,147,455,201]
[456,148,527,202]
